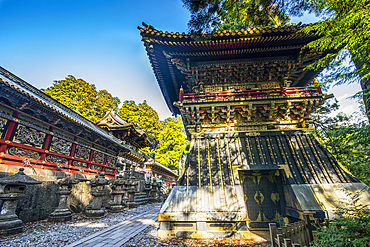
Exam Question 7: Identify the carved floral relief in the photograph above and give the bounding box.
[49,136,72,156]
[105,168,114,174]
[0,117,7,138]
[8,146,40,160]
[74,145,91,160]
[46,155,68,165]
[91,164,103,171]
[92,151,105,164]
[106,156,116,167]
[73,160,88,168]
[13,125,46,149]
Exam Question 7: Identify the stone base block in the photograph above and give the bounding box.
[48,209,72,222]
[0,219,23,236]
[157,229,267,241]
[83,209,105,218]
[148,198,157,203]
[157,220,268,241]
[109,205,124,213]
[126,202,137,208]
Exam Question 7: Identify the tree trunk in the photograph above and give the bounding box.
[350,50,370,122]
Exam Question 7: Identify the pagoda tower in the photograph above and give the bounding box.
[139,23,370,239]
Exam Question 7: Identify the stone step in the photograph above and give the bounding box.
[134,192,149,205]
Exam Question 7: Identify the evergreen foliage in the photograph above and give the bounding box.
[182,0,311,32]
[42,75,120,123]
[155,117,187,170]
[118,100,161,145]
[311,99,370,186]
[312,190,370,247]
[118,100,188,169]
[301,0,370,120]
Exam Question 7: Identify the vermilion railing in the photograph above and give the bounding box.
[181,86,322,102]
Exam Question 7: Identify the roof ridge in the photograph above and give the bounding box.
[138,22,315,40]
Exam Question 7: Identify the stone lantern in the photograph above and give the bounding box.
[149,181,158,203]
[121,180,130,206]
[84,172,108,218]
[48,176,80,222]
[144,181,151,199]
[157,176,163,202]
[143,171,152,199]
[0,168,41,236]
[127,180,138,208]
[108,175,125,213]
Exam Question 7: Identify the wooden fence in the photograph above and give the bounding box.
[269,214,328,247]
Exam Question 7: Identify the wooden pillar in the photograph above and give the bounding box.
[303,214,313,242]
[40,126,53,162]
[0,112,18,153]
[269,223,277,247]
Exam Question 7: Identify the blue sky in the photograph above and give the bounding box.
[0,0,362,120]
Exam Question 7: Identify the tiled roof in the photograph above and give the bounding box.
[138,22,314,40]
[139,23,327,115]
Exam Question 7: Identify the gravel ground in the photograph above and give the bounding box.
[123,223,271,247]
[0,203,271,247]
[0,203,161,247]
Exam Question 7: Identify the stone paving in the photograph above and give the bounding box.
[66,209,158,247]
[0,203,161,247]
[0,202,271,246]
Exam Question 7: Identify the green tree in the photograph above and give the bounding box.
[96,89,120,119]
[43,75,120,123]
[118,100,141,126]
[182,0,312,32]
[137,101,161,145]
[118,101,188,170]
[300,0,370,121]
[155,117,187,170]
[312,190,370,247]
[311,99,370,186]
[118,100,161,145]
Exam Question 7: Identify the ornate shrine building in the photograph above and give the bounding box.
[96,109,178,183]
[139,23,370,238]
[0,67,147,179]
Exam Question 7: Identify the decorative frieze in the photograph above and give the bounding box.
[46,155,68,165]
[92,151,105,164]
[72,160,88,168]
[106,156,116,167]
[49,136,72,156]
[236,126,266,132]
[0,117,7,138]
[8,147,40,160]
[74,145,91,161]
[105,168,114,174]
[13,125,46,149]
[182,60,302,88]
[91,164,103,171]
